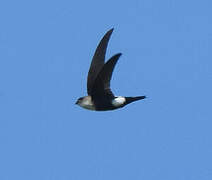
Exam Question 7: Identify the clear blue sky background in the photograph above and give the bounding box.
[0,0,212,179]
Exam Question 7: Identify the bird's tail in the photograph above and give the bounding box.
[125,96,146,105]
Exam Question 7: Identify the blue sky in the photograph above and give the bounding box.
[0,0,212,179]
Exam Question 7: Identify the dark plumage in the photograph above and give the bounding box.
[76,28,146,111]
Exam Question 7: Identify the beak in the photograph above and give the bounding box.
[75,100,78,105]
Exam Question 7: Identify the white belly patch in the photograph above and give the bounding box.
[112,96,126,107]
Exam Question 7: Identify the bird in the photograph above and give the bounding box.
[75,28,146,111]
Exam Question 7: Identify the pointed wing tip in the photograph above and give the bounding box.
[109,27,114,31]
[107,28,114,35]
[112,53,122,60]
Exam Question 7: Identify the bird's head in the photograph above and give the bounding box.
[75,97,84,105]
[75,96,95,110]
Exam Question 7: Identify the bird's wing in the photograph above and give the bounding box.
[87,28,114,95]
[91,53,122,99]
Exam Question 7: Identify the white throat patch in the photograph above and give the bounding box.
[78,96,95,110]
[112,96,126,107]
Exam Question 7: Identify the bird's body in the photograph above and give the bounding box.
[76,28,146,111]
[77,95,146,111]
[77,95,125,111]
